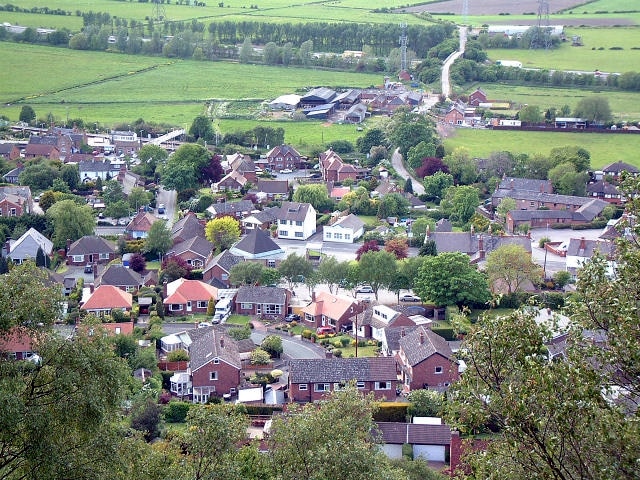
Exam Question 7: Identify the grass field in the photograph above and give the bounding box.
[443,128,640,168]
[461,83,640,122]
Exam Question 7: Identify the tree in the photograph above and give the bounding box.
[128,187,153,212]
[356,127,386,154]
[407,389,444,418]
[440,185,480,224]
[419,239,438,256]
[404,177,413,194]
[414,252,490,307]
[46,199,95,249]
[38,190,57,212]
[268,385,398,479]
[573,95,612,124]
[355,240,380,261]
[129,253,146,273]
[407,140,436,169]
[422,171,454,202]
[260,334,283,357]
[189,115,214,141]
[200,154,223,185]
[162,256,192,282]
[547,162,590,196]
[136,144,168,178]
[60,164,80,191]
[485,244,543,294]
[377,193,409,219]
[292,184,333,212]
[130,397,162,442]
[104,199,130,220]
[357,250,397,300]
[385,107,436,158]
[102,179,125,205]
[19,105,36,124]
[161,143,211,190]
[415,156,449,178]
[443,147,478,185]
[298,39,313,66]
[549,145,591,172]
[518,104,543,123]
[278,253,313,290]
[553,270,572,289]
[260,267,281,287]
[144,220,172,260]
[18,163,59,191]
[317,256,349,294]
[384,237,409,260]
[496,197,517,220]
[205,216,241,252]
[35,246,49,268]
[229,261,264,286]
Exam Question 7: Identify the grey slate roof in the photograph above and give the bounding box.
[575,199,609,221]
[236,286,287,304]
[28,135,59,146]
[68,235,115,256]
[332,214,365,231]
[376,422,453,445]
[171,213,205,240]
[208,249,244,273]
[301,87,337,103]
[276,201,312,222]
[251,208,278,223]
[188,327,241,371]
[210,200,254,216]
[399,326,453,367]
[256,179,289,194]
[167,236,213,258]
[586,180,620,196]
[288,357,397,384]
[508,209,574,221]
[498,177,553,192]
[601,161,639,174]
[382,326,419,353]
[232,228,284,258]
[493,189,593,206]
[566,238,614,257]
[98,264,143,287]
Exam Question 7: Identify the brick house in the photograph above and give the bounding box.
[97,264,143,293]
[288,357,398,403]
[213,170,248,193]
[234,285,290,321]
[443,104,465,125]
[66,235,116,266]
[125,211,158,239]
[254,180,289,202]
[202,249,244,288]
[228,228,286,267]
[319,149,358,183]
[600,161,639,181]
[265,144,303,171]
[0,186,33,217]
[586,180,623,204]
[468,88,487,106]
[0,327,37,360]
[171,212,206,245]
[301,291,364,332]
[163,278,218,316]
[0,143,21,161]
[397,326,459,392]
[166,236,214,269]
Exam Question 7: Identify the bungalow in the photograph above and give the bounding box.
[163,278,218,316]
[97,264,143,293]
[207,199,254,220]
[166,236,214,269]
[323,214,365,244]
[125,211,159,239]
[5,227,53,264]
[565,237,615,277]
[212,170,248,193]
[66,235,116,266]
[301,291,363,332]
[80,285,133,317]
[234,286,289,321]
[264,144,304,171]
[274,201,316,240]
[0,185,33,216]
[229,228,285,267]
[288,357,398,402]
[0,327,38,360]
[397,326,459,392]
[2,164,23,184]
[254,179,289,202]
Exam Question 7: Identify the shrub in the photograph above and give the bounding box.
[167,349,189,362]
[164,400,191,423]
[301,329,313,339]
[402,443,414,460]
[374,403,409,422]
[332,349,342,357]
[332,340,342,349]
[340,337,351,347]
[538,236,551,248]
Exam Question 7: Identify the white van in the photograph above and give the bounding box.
[212,297,232,324]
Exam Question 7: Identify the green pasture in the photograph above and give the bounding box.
[576,0,638,13]
[0,11,83,30]
[434,11,640,27]
[462,83,640,121]
[443,128,640,168]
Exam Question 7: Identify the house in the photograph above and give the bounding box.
[319,149,358,183]
[288,357,398,402]
[228,153,257,182]
[378,325,420,357]
[0,185,33,216]
[171,212,205,245]
[202,250,244,288]
[212,170,248,193]
[80,285,133,316]
[97,264,143,292]
[468,88,487,106]
[206,199,254,219]
[78,158,115,182]
[443,103,465,125]
[600,161,639,181]
[323,214,365,243]
[125,211,159,239]
[427,228,532,263]
[377,421,457,463]
[5,228,53,265]
[234,286,289,321]
[274,201,316,240]
[240,207,278,232]
[0,327,38,360]
[492,184,607,212]
[397,326,459,392]
[254,180,289,202]
[498,177,553,194]
[166,236,214,269]
[506,199,609,232]
[23,143,60,161]
[300,291,363,332]
[229,228,285,267]
[2,164,24,184]
[166,327,242,402]
[565,237,615,277]
[361,305,417,345]
[372,180,399,197]
[586,180,623,204]
[264,144,304,171]
[163,278,218,316]
[66,235,116,266]
[0,143,21,161]
[329,186,351,201]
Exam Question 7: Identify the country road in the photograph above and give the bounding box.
[442,26,467,99]
[390,148,425,196]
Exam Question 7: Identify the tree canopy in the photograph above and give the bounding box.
[46,199,95,248]
[205,216,241,252]
[485,244,543,294]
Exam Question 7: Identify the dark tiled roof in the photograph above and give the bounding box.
[276,201,312,222]
[376,422,453,445]
[236,286,287,304]
[498,177,552,192]
[332,214,365,231]
[383,326,419,353]
[575,199,609,221]
[209,249,244,273]
[0,144,18,155]
[266,144,302,159]
[167,236,213,258]
[566,238,614,257]
[288,357,397,384]
[256,180,289,194]
[602,161,639,174]
[508,209,573,221]
[493,189,592,206]
[586,180,620,196]
[68,235,115,256]
[28,135,59,146]
[251,208,278,223]
[399,326,453,366]
[98,264,142,287]
[232,228,282,256]
[171,213,205,240]
[210,200,254,215]
[79,159,112,172]
[188,327,241,371]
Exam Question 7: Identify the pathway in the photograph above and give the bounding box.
[390,148,425,196]
[441,26,467,99]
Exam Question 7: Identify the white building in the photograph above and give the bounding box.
[274,201,316,241]
[323,214,365,243]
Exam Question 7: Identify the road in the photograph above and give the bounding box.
[390,148,425,196]
[442,26,467,99]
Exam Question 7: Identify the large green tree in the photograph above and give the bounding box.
[485,244,543,294]
[46,199,95,248]
[161,143,211,191]
[573,95,612,124]
[440,185,480,224]
[144,220,172,260]
[278,253,314,290]
[205,216,241,252]
[357,250,397,300]
[229,261,264,286]
[317,256,350,294]
[385,107,436,158]
[414,252,490,307]
[292,184,333,212]
[135,144,168,179]
[189,115,214,142]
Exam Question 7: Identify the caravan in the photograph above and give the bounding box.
[212,297,233,324]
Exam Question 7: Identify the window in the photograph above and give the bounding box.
[295,232,303,238]
[530,201,536,207]
[72,255,84,263]
[435,366,443,374]
[187,301,192,308]
[299,384,308,391]
[241,303,253,310]
[296,221,303,226]
[210,371,218,380]
[335,233,342,239]
[197,301,207,309]
[267,260,276,268]
[279,219,286,225]
[334,382,346,391]
[10,208,16,216]
[345,234,350,240]
[356,381,365,389]
[170,304,182,311]
[213,359,220,364]
[264,304,282,315]
[314,383,330,392]
[375,381,391,390]
[279,230,288,237]
[115,327,121,334]
[221,273,229,280]
[325,232,332,238]
[99,253,110,260]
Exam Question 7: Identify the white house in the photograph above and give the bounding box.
[324,214,365,243]
[6,228,53,264]
[274,201,316,241]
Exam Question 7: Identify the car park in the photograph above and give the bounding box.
[356,285,374,294]
[400,294,421,302]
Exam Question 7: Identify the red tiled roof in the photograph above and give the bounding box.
[164,279,218,304]
[81,285,133,310]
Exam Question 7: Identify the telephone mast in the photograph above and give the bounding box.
[531,0,551,49]
[399,23,408,72]
[151,0,166,22]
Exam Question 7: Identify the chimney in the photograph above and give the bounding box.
[579,237,586,255]
[419,331,425,344]
[311,291,316,303]
[401,327,405,338]
[66,238,71,251]
[478,235,485,260]
[89,283,94,293]
[220,337,224,348]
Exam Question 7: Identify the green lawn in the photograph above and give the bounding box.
[444,128,640,168]
[226,315,251,326]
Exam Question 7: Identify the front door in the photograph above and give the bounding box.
[187,301,192,312]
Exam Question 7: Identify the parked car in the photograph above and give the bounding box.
[316,326,336,335]
[84,264,93,274]
[157,203,165,214]
[356,285,374,294]
[198,322,212,328]
[279,168,293,174]
[285,313,300,322]
[400,294,421,302]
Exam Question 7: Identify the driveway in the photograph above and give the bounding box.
[529,227,606,276]
[390,148,425,196]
